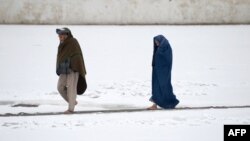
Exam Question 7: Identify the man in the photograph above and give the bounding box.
[56,27,87,114]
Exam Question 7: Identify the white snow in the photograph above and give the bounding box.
[0,25,250,141]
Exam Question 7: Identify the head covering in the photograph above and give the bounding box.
[56,27,73,37]
[153,35,169,48]
[152,34,172,67]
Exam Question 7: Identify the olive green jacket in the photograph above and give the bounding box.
[56,36,87,94]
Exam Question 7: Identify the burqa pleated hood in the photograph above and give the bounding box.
[153,35,169,49]
[152,35,172,67]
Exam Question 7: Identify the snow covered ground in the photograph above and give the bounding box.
[0,25,250,141]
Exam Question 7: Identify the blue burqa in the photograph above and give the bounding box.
[151,35,179,109]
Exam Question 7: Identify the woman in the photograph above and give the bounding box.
[147,35,179,110]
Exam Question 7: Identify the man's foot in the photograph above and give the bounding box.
[147,104,158,110]
[64,110,74,114]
